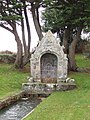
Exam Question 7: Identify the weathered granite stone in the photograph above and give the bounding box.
[22,83,76,94]
[0,91,25,110]
[30,30,68,83]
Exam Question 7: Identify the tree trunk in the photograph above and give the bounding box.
[31,3,43,40]
[23,1,31,65]
[0,22,23,69]
[15,41,23,69]
[13,28,23,69]
[63,27,70,53]
[69,27,82,71]
[69,43,77,71]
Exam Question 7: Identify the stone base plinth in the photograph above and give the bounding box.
[22,82,76,95]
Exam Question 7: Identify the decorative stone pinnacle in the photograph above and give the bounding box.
[45,30,54,38]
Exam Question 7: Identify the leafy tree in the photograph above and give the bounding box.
[42,0,90,71]
[0,0,31,68]
[0,0,44,69]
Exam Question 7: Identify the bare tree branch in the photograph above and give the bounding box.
[0,24,13,33]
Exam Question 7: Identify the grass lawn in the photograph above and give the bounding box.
[75,54,90,68]
[0,63,29,100]
[24,55,90,120]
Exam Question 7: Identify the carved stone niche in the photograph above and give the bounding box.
[30,30,68,83]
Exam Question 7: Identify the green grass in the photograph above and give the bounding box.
[0,55,90,120]
[24,73,90,120]
[75,54,90,68]
[24,55,90,120]
[25,92,90,120]
[0,63,29,100]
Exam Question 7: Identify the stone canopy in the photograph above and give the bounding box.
[30,30,68,83]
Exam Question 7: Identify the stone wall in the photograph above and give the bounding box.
[0,54,16,63]
[0,91,24,110]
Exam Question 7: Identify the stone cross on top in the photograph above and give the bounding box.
[30,30,68,83]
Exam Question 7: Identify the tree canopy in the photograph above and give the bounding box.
[42,0,90,33]
[42,0,90,70]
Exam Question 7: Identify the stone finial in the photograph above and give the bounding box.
[45,30,54,38]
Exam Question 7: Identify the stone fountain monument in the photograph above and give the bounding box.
[22,31,76,94]
[30,30,68,83]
